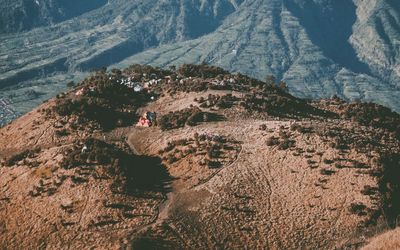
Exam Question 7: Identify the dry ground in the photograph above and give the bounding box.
[362,228,400,250]
[0,100,165,249]
[125,91,378,249]
[0,90,388,249]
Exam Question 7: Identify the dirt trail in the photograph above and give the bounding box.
[126,132,176,234]
[191,143,243,189]
[124,117,379,248]
[125,123,244,242]
[106,89,384,248]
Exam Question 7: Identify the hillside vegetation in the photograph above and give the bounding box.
[0,64,399,249]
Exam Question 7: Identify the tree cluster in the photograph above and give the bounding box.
[159,107,215,130]
[177,63,229,78]
[343,103,400,139]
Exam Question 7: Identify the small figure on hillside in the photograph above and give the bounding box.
[146,112,157,125]
[81,145,88,153]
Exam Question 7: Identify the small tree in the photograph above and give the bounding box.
[111,68,122,76]
[66,81,75,88]
[169,65,176,72]
[265,75,276,85]
[278,81,289,93]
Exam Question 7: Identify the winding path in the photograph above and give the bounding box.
[191,143,243,189]
[126,132,175,235]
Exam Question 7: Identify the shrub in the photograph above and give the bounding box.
[376,153,400,227]
[290,123,301,131]
[353,161,369,169]
[66,81,75,88]
[240,91,336,119]
[307,160,317,165]
[266,137,279,146]
[320,169,336,175]
[52,71,153,130]
[259,124,267,131]
[61,138,172,194]
[215,95,238,109]
[6,148,41,166]
[334,163,346,169]
[122,64,171,78]
[206,144,221,159]
[55,129,69,137]
[178,64,229,78]
[343,103,400,139]
[278,138,295,150]
[159,107,222,130]
[53,97,136,130]
[167,155,178,164]
[349,203,367,216]
[208,161,222,169]
[60,139,119,169]
[361,185,378,196]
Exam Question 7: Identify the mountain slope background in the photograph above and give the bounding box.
[0,0,108,34]
[1,0,400,125]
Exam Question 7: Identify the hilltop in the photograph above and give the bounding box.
[0,64,400,249]
[2,0,400,127]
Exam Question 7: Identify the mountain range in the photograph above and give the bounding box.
[1,0,400,126]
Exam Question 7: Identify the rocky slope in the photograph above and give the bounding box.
[1,0,400,126]
[118,0,400,109]
[1,64,399,249]
[0,0,108,34]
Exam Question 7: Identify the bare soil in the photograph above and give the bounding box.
[0,86,398,249]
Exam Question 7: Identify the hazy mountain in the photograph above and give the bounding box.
[0,0,400,125]
[0,0,108,34]
[118,0,400,109]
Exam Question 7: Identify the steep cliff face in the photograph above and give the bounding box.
[0,0,239,36]
[351,0,400,87]
[0,0,399,125]
[116,0,400,110]
[0,0,108,34]
[126,0,400,111]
